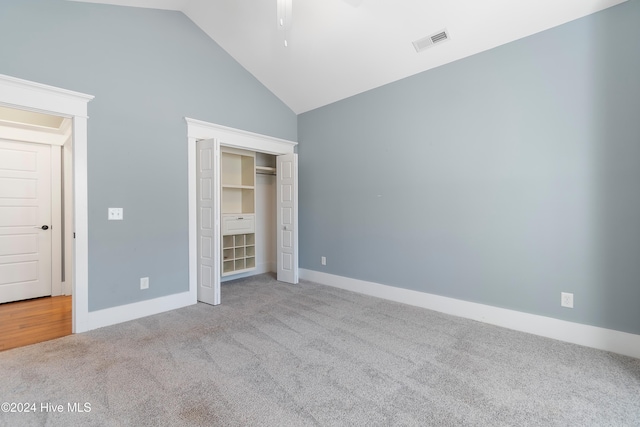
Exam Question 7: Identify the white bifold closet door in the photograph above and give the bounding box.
[196,139,220,305]
[276,153,298,284]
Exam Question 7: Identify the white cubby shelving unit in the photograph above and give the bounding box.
[222,233,256,275]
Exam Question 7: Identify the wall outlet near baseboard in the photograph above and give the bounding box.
[561,292,573,308]
[140,277,149,290]
[108,207,123,220]
[321,256,326,266]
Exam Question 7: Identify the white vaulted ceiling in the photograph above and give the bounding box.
[71,0,627,113]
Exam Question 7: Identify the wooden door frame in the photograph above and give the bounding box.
[0,74,93,333]
[186,118,297,305]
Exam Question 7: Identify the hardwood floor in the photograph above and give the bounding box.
[0,296,72,352]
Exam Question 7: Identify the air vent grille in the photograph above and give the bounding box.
[413,29,450,53]
[431,31,448,43]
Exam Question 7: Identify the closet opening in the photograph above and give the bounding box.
[219,149,277,282]
[187,118,298,307]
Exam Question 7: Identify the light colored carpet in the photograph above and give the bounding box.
[1,273,639,426]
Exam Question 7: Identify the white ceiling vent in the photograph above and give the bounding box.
[412,29,450,53]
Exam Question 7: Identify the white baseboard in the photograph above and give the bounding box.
[299,269,640,359]
[82,262,277,332]
[78,291,196,333]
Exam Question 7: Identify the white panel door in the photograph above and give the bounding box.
[277,153,298,284]
[196,139,220,305]
[0,139,52,303]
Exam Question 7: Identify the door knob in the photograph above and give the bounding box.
[39,225,49,230]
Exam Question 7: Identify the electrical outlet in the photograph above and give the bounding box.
[321,256,326,266]
[108,208,123,220]
[561,292,573,308]
[140,277,149,290]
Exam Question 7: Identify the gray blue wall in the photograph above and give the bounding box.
[299,0,640,335]
[1,0,638,336]
[0,0,297,310]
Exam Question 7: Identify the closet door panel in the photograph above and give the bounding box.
[276,153,298,284]
[196,139,220,305]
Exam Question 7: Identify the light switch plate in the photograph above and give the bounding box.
[108,208,123,220]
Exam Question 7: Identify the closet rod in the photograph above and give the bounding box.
[256,166,276,176]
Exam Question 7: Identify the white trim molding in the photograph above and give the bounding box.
[83,291,194,331]
[0,74,92,118]
[0,74,94,334]
[186,118,297,155]
[300,269,640,359]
